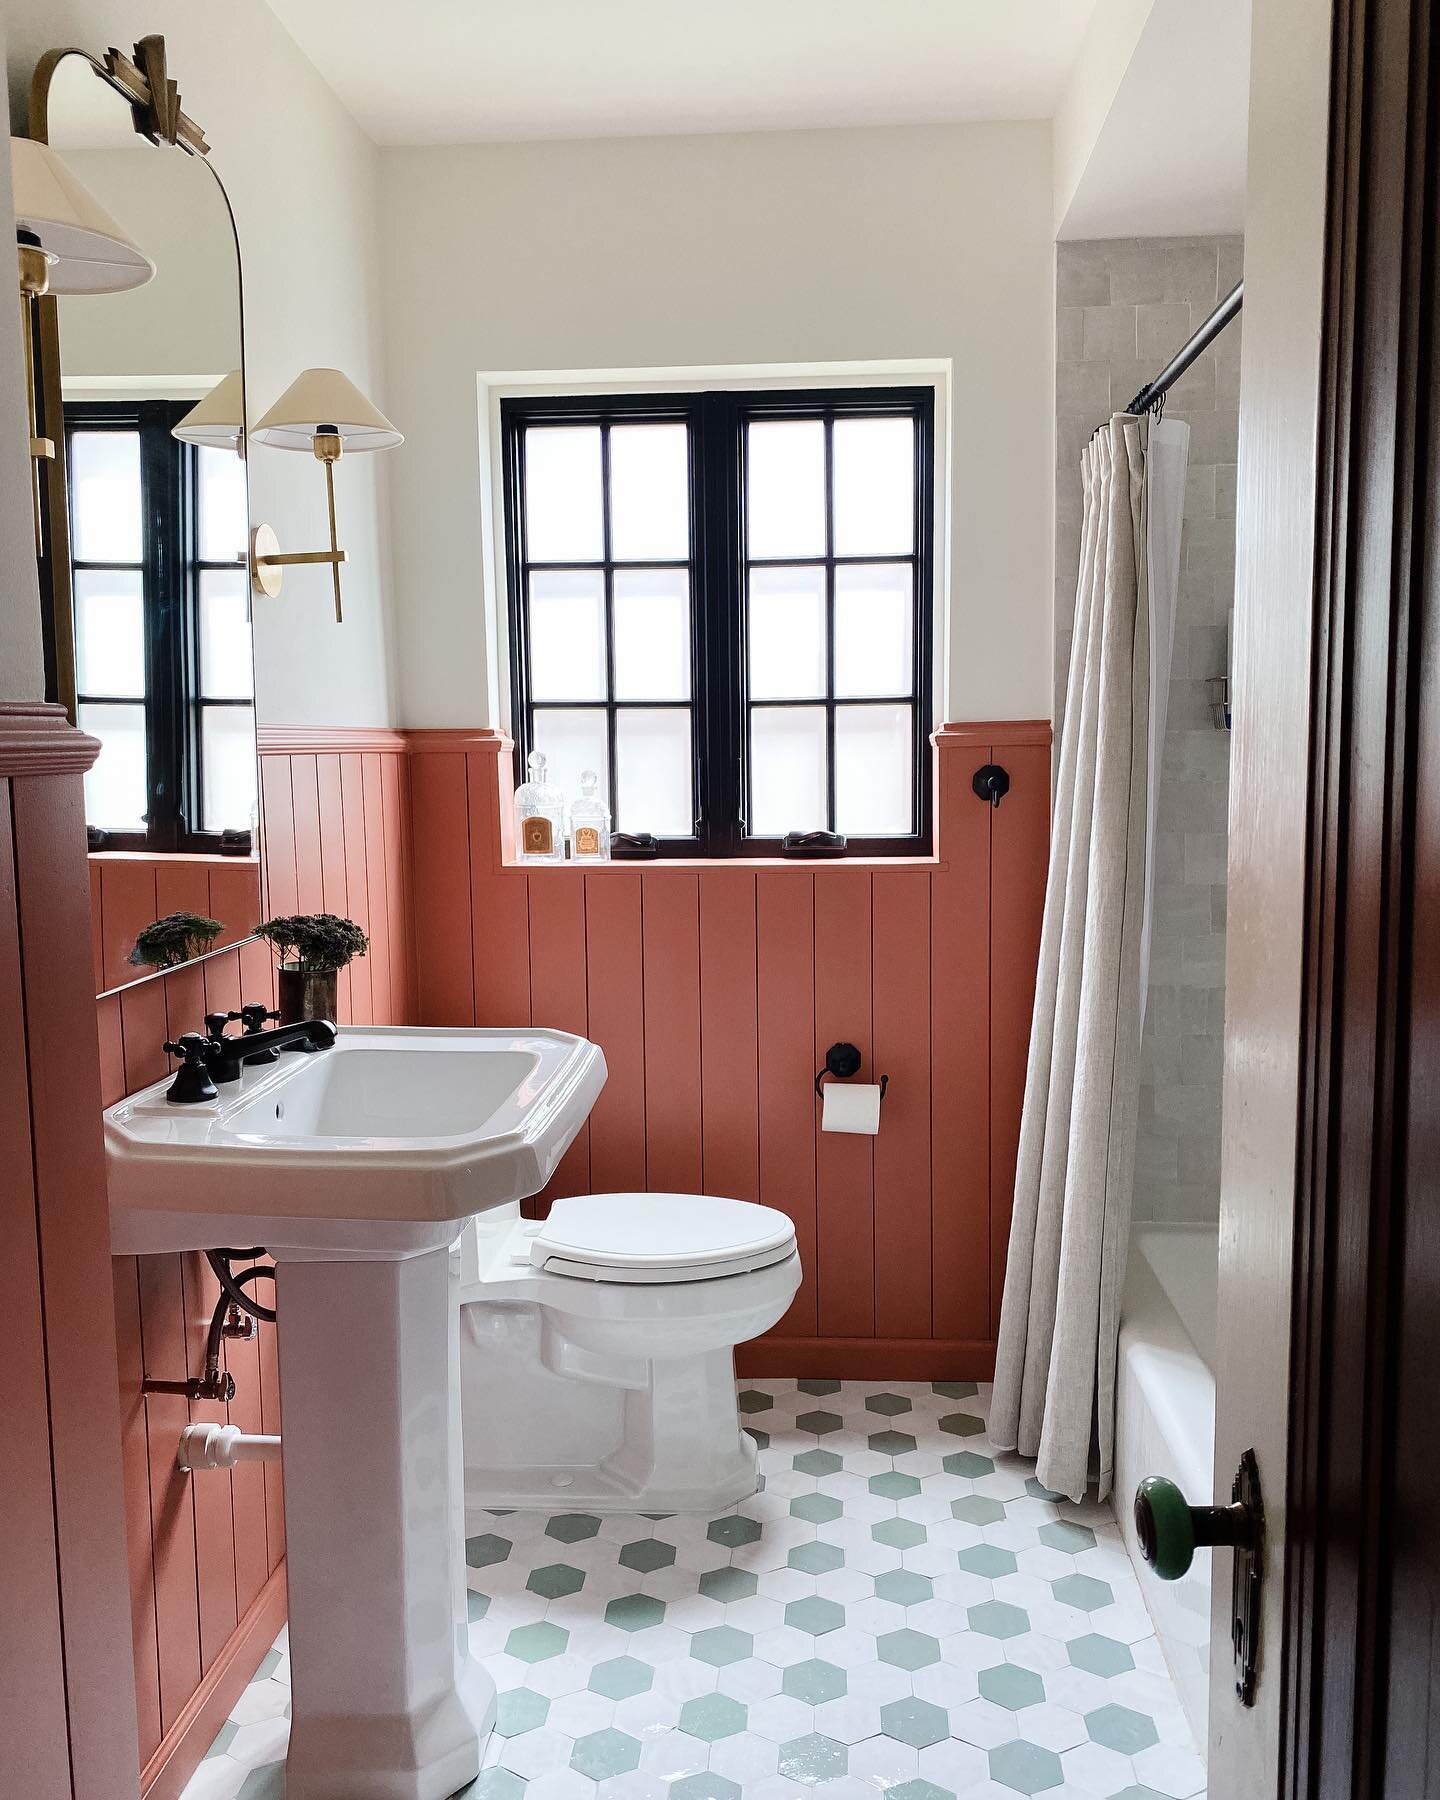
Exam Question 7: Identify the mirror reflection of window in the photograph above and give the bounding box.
[67,400,256,850]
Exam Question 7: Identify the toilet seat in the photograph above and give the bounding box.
[530,1191,796,1284]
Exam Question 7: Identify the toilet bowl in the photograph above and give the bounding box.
[458,1192,801,1518]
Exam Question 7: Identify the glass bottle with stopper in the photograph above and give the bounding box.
[568,768,611,863]
[514,751,565,862]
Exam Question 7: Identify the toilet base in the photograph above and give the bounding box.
[464,1426,758,1522]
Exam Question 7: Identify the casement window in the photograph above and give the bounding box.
[65,399,256,852]
[502,386,935,858]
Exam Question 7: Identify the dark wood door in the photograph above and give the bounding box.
[1283,0,1440,1793]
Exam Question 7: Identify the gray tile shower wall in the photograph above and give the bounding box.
[1055,236,1242,1225]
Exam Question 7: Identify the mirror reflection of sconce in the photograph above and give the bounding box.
[248,368,402,624]
[172,368,245,452]
[11,135,154,548]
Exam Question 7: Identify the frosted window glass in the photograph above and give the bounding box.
[749,706,826,836]
[613,569,690,700]
[198,445,248,564]
[748,565,826,700]
[529,570,607,700]
[74,570,144,698]
[834,563,914,697]
[78,702,146,830]
[533,709,609,815]
[835,703,912,836]
[71,431,141,564]
[833,416,914,555]
[202,706,258,833]
[524,426,603,561]
[609,424,689,561]
[615,709,693,836]
[746,420,825,559]
[200,570,255,699]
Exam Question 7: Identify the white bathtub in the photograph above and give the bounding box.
[1116,1222,1217,1746]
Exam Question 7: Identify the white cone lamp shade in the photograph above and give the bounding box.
[172,370,246,449]
[11,137,154,294]
[251,368,402,452]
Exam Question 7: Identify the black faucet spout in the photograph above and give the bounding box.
[239,1017,339,1057]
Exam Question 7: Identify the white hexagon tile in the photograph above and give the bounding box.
[182,1381,1207,1800]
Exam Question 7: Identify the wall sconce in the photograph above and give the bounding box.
[11,136,153,548]
[172,369,245,451]
[249,368,402,623]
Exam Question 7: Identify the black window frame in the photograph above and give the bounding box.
[65,398,252,854]
[502,385,935,860]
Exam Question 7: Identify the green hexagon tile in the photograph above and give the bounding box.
[182,1381,1205,1799]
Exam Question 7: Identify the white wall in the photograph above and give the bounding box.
[379,122,1056,728]
[0,20,47,700]
[6,0,397,726]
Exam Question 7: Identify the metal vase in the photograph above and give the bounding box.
[277,964,339,1026]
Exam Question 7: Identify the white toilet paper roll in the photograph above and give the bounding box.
[821,1082,883,1135]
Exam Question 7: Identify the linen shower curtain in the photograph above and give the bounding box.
[989,412,1186,1504]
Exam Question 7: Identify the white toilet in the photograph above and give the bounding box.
[457,1191,801,1517]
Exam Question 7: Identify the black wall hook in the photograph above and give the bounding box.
[972,763,1010,807]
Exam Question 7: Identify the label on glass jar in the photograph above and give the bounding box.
[522,816,554,856]
[574,825,601,858]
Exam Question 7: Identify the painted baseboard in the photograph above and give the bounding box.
[737,1337,997,1381]
[140,1563,287,1800]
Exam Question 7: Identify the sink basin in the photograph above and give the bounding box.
[102,1023,607,1800]
[106,1024,607,1255]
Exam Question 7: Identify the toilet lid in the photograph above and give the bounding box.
[531,1192,797,1283]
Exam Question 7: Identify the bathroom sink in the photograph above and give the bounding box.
[105,1024,607,1256]
[103,1022,607,1800]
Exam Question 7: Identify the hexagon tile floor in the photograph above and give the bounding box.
[181,1380,1206,1800]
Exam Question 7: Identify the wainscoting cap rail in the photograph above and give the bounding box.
[932,719,1053,750]
[255,724,410,755]
[0,701,101,775]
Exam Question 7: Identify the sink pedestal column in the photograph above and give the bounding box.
[275,1238,494,1800]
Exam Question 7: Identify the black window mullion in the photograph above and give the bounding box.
[823,414,837,834]
[599,423,619,829]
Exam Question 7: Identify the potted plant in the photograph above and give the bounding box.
[254,912,369,1024]
[130,911,223,971]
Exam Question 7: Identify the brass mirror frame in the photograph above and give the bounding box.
[28,36,246,721]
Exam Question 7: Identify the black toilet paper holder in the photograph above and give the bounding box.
[814,1041,889,1101]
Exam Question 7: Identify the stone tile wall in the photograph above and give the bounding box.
[1055,236,1242,1224]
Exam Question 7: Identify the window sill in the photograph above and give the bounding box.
[501,854,945,873]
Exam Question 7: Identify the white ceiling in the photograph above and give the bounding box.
[264,0,1104,145]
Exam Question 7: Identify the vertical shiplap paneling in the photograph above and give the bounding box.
[987,741,1050,1337]
[314,756,352,1022]
[360,755,394,1022]
[699,870,760,1202]
[0,781,75,1800]
[872,871,933,1340]
[180,1254,238,1674]
[136,1253,203,1733]
[112,1255,162,1769]
[289,758,324,915]
[467,750,532,1030]
[584,870,647,1194]
[641,873,704,1195]
[528,874,591,1205]
[408,753,475,1026]
[813,870,876,1338]
[101,860,159,991]
[339,755,373,1024]
[756,871,819,1337]
[930,736,993,1342]
[257,755,298,918]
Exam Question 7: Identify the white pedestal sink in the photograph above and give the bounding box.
[106,1026,607,1800]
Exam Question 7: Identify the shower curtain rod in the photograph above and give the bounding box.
[1124,279,1244,415]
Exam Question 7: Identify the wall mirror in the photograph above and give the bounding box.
[29,45,264,997]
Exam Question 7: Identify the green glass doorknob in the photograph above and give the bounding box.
[1134,1476,1196,1579]
[1134,1473,1260,1582]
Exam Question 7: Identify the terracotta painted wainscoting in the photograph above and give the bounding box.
[93,727,416,1800]
[90,854,260,996]
[407,722,1050,1380]
[0,704,141,1800]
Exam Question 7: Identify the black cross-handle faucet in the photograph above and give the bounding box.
[166,1014,339,1104]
